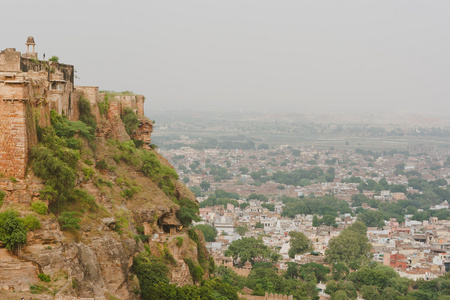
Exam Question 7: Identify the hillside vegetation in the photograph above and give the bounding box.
[0,97,237,299]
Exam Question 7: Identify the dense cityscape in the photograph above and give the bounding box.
[159,138,450,298]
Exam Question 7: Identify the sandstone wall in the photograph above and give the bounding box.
[0,80,28,100]
[136,95,145,116]
[0,100,28,178]
[238,292,294,300]
[0,48,21,72]
[75,86,100,120]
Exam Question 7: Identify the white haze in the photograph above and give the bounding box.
[1,1,450,116]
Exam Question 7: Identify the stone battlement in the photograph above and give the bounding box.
[238,292,294,300]
[0,37,151,179]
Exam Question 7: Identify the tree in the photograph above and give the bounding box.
[240,202,249,210]
[357,210,385,228]
[381,287,403,300]
[332,290,349,300]
[288,231,313,258]
[239,166,249,174]
[236,225,248,236]
[261,203,275,211]
[360,285,381,300]
[299,263,330,282]
[255,222,264,229]
[182,177,189,184]
[189,186,203,197]
[193,224,217,242]
[325,280,357,300]
[200,180,210,191]
[132,251,170,299]
[348,265,399,290]
[224,237,278,265]
[323,214,337,227]
[175,198,201,227]
[332,263,349,281]
[121,107,139,136]
[313,215,320,227]
[0,210,27,250]
[351,194,370,207]
[325,221,372,266]
[49,55,59,62]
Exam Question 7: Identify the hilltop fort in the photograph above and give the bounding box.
[0,38,203,299]
[0,37,152,179]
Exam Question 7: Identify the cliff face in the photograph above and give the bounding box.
[0,91,202,300]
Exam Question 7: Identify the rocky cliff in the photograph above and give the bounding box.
[0,95,205,300]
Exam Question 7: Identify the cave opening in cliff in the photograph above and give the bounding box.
[157,215,180,235]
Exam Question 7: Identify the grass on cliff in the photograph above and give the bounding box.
[32,105,100,226]
[31,99,199,245]
[107,139,200,226]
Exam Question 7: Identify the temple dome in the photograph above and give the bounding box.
[26,36,35,45]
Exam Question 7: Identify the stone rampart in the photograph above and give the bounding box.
[238,292,294,300]
[0,42,151,179]
[0,100,29,178]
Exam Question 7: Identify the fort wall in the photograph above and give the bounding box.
[238,292,294,300]
[0,39,151,179]
[0,100,28,178]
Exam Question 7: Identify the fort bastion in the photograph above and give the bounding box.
[0,37,152,179]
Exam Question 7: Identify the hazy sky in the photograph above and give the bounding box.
[2,1,450,115]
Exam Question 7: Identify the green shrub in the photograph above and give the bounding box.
[78,96,97,131]
[121,189,134,199]
[120,186,140,199]
[49,56,59,63]
[97,98,110,117]
[38,273,51,282]
[82,167,94,180]
[132,251,169,298]
[0,210,27,250]
[184,257,204,283]
[84,159,94,166]
[30,283,48,294]
[58,211,81,230]
[0,190,5,206]
[38,186,57,202]
[132,139,144,148]
[31,128,78,205]
[187,228,199,243]
[176,198,200,227]
[162,244,176,265]
[141,152,178,198]
[23,215,41,231]
[51,110,94,141]
[73,189,98,212]
[176,236,184,247]
[98,178,113,188]
[121,108,140,136]
[114,214,129,235]
[208,256,216,275]
[96,159,108,170]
